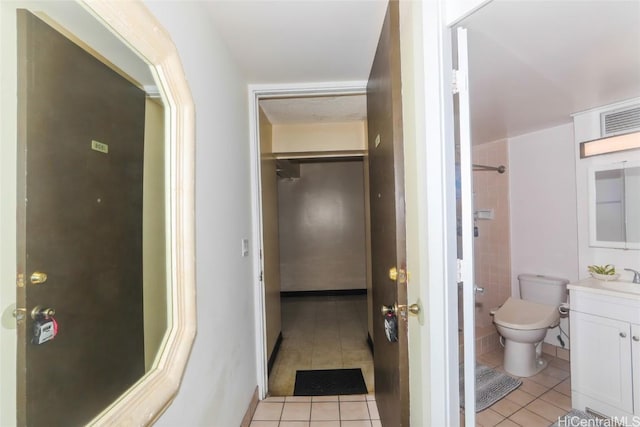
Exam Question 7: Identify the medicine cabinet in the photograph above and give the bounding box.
[588,161,640,249]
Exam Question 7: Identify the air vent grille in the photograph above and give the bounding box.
[601,105,640,137]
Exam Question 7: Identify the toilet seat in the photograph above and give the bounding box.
[493,297,559,330]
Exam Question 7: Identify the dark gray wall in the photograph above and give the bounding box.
[278,160,367,291]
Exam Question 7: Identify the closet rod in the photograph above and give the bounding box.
[472,164,506,174]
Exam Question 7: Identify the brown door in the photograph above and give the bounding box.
[16,10,146,426]
[366,1,409,426]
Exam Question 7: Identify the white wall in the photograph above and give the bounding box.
[509,123,580,346]
[144,2,257,426]
[272,121,366,153]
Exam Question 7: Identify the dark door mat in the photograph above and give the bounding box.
[294,368,368,396]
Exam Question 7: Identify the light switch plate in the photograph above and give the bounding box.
[241,238,249,257]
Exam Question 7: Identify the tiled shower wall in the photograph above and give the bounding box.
[473,140,511,331]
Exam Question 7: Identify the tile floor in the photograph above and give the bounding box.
[267,295,374,396]
[468,346,573,427]
[255,295,574,426]
[250,394,381,427]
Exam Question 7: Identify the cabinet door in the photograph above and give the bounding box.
[572,312,633,413]
[633,324,640,415]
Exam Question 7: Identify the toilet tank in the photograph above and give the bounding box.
[518,274,569,306]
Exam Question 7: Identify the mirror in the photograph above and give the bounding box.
[0,1,195,425]
[589,161,640,249]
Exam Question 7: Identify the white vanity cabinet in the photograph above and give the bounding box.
[569,279,640,419]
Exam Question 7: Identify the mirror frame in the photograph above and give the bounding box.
[588,160,640,250]
[78,1,196,424]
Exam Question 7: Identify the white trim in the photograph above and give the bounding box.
[248,81,367,398]
[456,27,478,425]
[421,1,459,425]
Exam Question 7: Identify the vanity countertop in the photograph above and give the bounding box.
[568,277,640,301]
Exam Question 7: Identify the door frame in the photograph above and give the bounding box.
[248,81,367,397]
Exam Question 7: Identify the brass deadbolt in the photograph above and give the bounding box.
[30,271,48,285]
[388,267,407,283]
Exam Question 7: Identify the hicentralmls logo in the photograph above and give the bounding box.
[556,415,640,427]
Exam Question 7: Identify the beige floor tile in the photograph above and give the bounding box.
[339,394,367,402]
[284,396,312,403]
[264,396,286,402]
[366,401,380,420]
[495,418,520,427]
[509,408,552,427]
[504,389,536,407]
[542,365,571,380]
[490,397,521,417]
[253,402,284,421]
[340,401,370,420]
[342,349,373,366]
[476,408,505,426]
[340,421,372,427]
[287,396,312,402]
[311,402,339,421]
[313,395,340,402]
[539,389,572,411]
[477,350,504,368]
[281,402,312,421]
[371,421,382,427]
[279,422,310,427]
[250,421,279,427]
[553,378,571,397]
[525,398,567,422]
[528,372,563,388]
[310,421,340,427]
[518,378,549,397]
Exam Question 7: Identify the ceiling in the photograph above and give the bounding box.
[204,0,388,84]
[207,0,640,142]
[260,95,367,124]
[462,0,640,143]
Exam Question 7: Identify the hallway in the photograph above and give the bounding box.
[268,295,374,396]
[252,294,378,426]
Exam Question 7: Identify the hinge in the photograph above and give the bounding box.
[452,69,467,94]
[259,271,263,282]
[456,258,463,284]
[452,69,459,94]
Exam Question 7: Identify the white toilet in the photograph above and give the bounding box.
[492,274,569,377]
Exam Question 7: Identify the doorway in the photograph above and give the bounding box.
[256,94,374,397]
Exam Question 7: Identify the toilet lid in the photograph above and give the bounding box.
[493,297,559,330]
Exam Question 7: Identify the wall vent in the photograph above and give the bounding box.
[601,105,640,137]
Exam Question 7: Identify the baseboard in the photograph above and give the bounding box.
[281,289,367,297]
[240,386,259,427]
[367,333,374,356]
[267,332,283,375]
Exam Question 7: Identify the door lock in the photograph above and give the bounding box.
[30,306,58,345]
[31,305,55,320]
[30,271,48,285]
[381,302,420,319]
[388,267,407,283]
[398,303,421,316]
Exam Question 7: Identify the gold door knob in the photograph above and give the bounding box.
[389,267,398,281]
[398,303,421,316]
[31,305,55,320]
[30,271,48,285]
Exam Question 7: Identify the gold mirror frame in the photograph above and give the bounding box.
[78,1,196,424]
